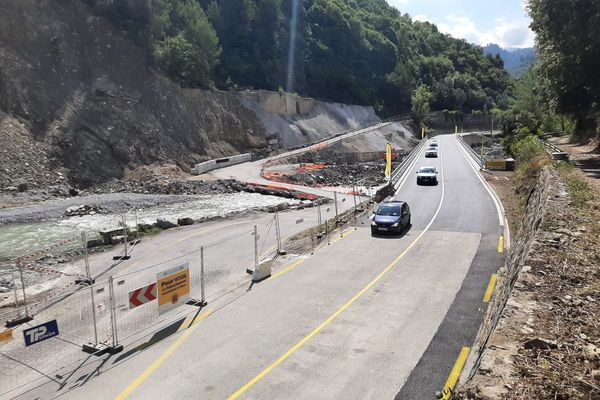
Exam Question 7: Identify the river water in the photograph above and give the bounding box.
[0,192,297,259]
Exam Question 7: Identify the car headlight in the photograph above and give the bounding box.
[371,220,377,226]
[392,222,399,227]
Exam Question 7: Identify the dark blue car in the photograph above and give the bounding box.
[371,201,411,236]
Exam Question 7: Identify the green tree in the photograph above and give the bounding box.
[411,85,433,128]
[528,0,600,137]
[154,0,221,88]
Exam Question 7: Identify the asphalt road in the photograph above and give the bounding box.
[3,134,503,400]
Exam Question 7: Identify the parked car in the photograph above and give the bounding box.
[429,140,438,147]
[416,166,438,185]
[371,201,411,235]
[424,147,438,158]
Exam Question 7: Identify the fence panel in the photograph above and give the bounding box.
[111,251,200,343]
[203,231,255,300]
[0,282,109,396]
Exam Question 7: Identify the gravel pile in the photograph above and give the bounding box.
[285,161,399,187]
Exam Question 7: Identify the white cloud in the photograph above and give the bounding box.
[414,13,534,48]
[412,14,430,23]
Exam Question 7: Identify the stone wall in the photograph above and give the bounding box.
[460,167,567,397]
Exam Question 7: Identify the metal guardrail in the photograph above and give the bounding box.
[390,138,428,186]
[537,137,569,161]
[456,133,485,168]
[539,131,568,139]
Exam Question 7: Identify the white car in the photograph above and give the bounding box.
[424,147,438,158]
[416,166,438,185]
[429,140,438,147]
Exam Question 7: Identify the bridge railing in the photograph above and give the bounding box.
[389,138,428,187]
[456,133,485,168]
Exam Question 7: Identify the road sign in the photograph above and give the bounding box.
[157,263,190,315]
[0,329,13,343]
[23,320,59,347]
[129,282,157,309]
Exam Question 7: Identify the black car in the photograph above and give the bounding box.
[371,201,411,235]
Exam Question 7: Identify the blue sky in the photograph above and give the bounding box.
[386,0,535,48]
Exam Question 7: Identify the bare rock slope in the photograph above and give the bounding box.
[0,0,377,190]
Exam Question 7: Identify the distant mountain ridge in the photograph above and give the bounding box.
[483,44,536,77]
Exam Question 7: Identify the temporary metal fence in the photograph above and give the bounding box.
[0,194,370,396]
[0,232,95,329]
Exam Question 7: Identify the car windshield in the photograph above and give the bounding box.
[377,204,401,216]
[426,148,436,151]
[419,167,435,173]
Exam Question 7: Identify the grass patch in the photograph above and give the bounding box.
[555,161,594,207]
[137,225,163,237]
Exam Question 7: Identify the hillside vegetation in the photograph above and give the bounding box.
[483,44,536,77]
[84,0,513,115]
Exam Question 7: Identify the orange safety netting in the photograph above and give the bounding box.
[296,163,327,173]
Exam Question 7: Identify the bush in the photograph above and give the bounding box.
[510,132,546,162]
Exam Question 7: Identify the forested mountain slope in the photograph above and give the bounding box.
[85,0,513,114]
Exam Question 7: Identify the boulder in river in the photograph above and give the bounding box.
[177,217,194,226]
[157,218,178,229]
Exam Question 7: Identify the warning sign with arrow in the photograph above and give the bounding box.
[128,283,157,309]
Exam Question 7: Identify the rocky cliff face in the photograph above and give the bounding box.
[0,0,377,190]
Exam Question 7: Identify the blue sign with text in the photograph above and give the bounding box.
[23,320,59,347]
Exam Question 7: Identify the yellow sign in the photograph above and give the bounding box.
[384,143,392,178]
[486,159,507,170]
[157,263,190,315]
[0,329,13,343]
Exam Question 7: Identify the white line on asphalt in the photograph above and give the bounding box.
[227,148,447,400]
[394,140,428,194]
[453,136,510,248]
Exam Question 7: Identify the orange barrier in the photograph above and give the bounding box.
[296,163,327,172]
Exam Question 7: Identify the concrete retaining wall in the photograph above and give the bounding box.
[193,153,252,175]
[255,90,316,115]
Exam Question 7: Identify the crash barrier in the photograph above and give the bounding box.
[390,137,428,186]
[0,193,369,396]
[537,137,569,161]
[193,153,252,175]
[269,116,406,165]
[456,133,485,168]
[539,131,568,139]
[485,159,516,171]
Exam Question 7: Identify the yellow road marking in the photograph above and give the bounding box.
[270,259,306,280]
[439,347,471,400]
[333,228,355,243]
[483,274,497,303]
[115,309,212,400]
[227,231,423,400]
[497,235,504,253]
